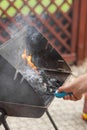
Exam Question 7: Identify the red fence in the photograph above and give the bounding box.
[0,0,87,64]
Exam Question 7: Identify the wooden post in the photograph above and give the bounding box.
[71,0,80,63]
[77,0,87,64]
[71,0,80,53]
[84,16,87,58]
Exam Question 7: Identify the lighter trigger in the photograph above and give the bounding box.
[54,91,72,98]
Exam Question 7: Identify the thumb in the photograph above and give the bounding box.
[58,84,74,93]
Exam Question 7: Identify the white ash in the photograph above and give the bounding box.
[14,64,48,94]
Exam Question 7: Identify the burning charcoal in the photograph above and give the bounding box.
[50,78,57,82]
[38,77,43,83]
[48,80,53,86]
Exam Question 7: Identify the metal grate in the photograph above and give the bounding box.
[0,0,74,62]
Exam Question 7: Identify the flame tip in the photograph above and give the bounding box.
[22,49,37,71]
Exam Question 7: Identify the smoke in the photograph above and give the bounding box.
[10,25,47,94]
[1,14,58,102]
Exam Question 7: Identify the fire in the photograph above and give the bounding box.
[22,49,37,70]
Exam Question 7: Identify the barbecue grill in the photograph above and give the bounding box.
[0,26,71,130]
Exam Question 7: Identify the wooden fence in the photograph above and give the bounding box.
[0,0,87,64]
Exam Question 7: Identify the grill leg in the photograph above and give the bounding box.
[46,110,58,130]
[0,109,10,130]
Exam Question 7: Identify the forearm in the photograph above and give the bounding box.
[77,73,87,94]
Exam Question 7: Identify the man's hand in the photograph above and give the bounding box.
[58,74,87,101]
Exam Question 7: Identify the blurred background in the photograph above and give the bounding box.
[0,0,87,130]
[0,0,87,64]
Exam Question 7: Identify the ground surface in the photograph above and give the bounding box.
[1,60,87,130]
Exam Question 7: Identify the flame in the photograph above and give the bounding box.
[22,49,37,70]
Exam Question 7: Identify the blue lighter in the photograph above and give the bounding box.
[54,91,72,98]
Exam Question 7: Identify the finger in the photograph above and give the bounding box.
[58,84,74,93]
[63,95,71,100]
[63,94,76,101]
[70,95,78,101]
[73,93,82,100]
